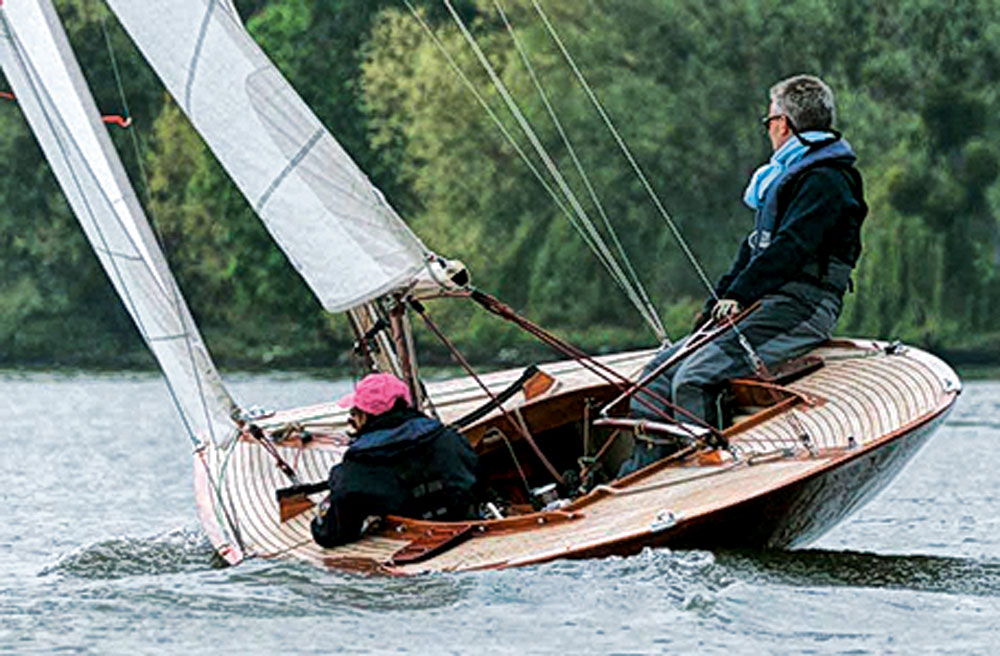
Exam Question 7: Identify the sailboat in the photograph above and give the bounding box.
[1,1,960,574]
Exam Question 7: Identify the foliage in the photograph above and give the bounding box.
[2,0,1000,369]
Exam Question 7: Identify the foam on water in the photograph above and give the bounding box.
[38,528,219,580]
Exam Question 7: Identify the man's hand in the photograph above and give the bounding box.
[711,298,742,321]
[692,310,709,332]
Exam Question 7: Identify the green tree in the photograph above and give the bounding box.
[4,0,1000,368]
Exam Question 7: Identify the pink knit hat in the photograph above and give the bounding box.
[336,373,412,415]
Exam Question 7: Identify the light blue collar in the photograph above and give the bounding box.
[743,132,834,210]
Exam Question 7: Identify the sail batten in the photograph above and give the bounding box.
[106,0,435,313]
[0,0,238,445]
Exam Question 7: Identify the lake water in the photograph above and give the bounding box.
[2,371,999,654]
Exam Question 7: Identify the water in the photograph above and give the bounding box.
[2,371,999,654]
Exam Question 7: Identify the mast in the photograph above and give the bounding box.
[347,304,403,378]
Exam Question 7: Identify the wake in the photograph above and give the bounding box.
[38,527,219,580]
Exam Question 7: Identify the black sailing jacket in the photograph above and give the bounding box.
[311,407,480,548]
[708,137,867,309]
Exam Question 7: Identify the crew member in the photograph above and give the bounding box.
[311,373,481,547]
[620,74,868,475]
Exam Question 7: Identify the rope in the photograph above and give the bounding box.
[497,429,533,496]
[491,0,666,342]
[240,421,301,484]
[467,289,727,446]
[410,300,565,486]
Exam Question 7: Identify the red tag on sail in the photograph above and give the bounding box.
[1,91,131,128]
[102,114,133,128]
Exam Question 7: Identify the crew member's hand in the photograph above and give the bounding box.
[711,298,742,321]
[692,310,709,332]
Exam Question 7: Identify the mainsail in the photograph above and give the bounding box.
[105,0,435,313]
[0,0,238,445]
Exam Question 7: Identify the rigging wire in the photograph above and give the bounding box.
[409,2,643,328]
[411,300,566,485]
[99,12,147,201]
[491,0,666,341]
[528,0,718,300]
[400,3,578,232]
[529,1,775,373]
[403,0,665,341]
[398,2,606,277]
[425,1,773,427]
[94,3,250,556]
[20,3,246,553]
[440,0,663,339]
[402,2,766,416]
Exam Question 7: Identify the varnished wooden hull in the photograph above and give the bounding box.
[193,339,959,573]
[548,404,951,561]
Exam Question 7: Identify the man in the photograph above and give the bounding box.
[311,373,481,548]
[619,74,867,475]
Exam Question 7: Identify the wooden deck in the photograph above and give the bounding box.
[193,339,959,572]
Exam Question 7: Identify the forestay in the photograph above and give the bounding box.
[0,0,237,445]
[105,0,434,313]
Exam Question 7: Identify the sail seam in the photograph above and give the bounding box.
[148,333,193,343]
[255,128,323,212]
[96,247,144,261]
[184,0,218,111]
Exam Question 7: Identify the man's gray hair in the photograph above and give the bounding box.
[770,74,836,132]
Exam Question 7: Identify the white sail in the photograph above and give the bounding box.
[0,0,238,445]
[105,0,435,313]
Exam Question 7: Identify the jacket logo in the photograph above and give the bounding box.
[748,229,772,251]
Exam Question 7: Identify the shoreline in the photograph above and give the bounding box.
[4,347,999,381]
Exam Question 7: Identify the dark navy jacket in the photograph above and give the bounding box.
[709,137,867,308]
[311,407,480,548]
